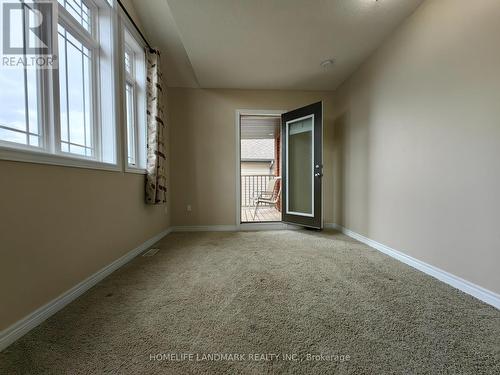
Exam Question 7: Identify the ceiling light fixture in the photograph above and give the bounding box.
[320,59,334,68]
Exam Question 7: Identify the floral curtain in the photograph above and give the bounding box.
[145,49,167,204]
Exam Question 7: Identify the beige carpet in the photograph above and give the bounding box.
[1,230,499,374]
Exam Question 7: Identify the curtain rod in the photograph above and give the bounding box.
[116,0,154,52]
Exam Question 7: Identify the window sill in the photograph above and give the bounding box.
[125,166,147,175]
[0,145,121,173]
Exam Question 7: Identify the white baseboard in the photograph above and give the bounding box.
[0,227,172,352]
[239,222,300,231]
[323,223,341,230]
[172,225,238,232]
[171,223,300,232]
[325,223,500,309]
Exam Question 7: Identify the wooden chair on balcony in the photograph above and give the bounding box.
[252,176,281,220]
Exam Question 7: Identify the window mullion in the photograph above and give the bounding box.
[81,46,88,155]
[92,45,102,161]
[21,5,30,146]
[123,25,146,171]
[39,2,58,153]
[57,4,97,49]
[64,32,70,151]
[133,82,140,168]
[36,1,59,154]
[45,52,59,154]
[131,84,136,166]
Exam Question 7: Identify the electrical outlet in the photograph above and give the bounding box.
[187,204,192,212]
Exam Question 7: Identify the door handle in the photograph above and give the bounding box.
[314,172,323,177]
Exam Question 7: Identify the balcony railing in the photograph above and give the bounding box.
[241,174,275,207]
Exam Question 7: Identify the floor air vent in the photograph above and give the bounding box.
[142,248,160,257]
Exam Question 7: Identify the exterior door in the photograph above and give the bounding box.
[281,102,322,229]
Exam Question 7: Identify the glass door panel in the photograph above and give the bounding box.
[286,115,314,217]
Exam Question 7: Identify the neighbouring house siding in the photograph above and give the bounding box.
[240,138,277,207]
[241,161,274,175]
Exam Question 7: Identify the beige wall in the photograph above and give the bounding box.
[168,88,335,226]
[0,162,170,330]
[332,0,500,293]
[0,0,171,334]
[0,0,173,331]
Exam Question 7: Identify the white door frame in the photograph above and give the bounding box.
[235,109,293,231]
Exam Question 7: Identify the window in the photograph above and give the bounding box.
[56,0,116,163]
[123,28,146,171]
[0,2,41,149]
[0,0,117,169]
[57,0,92,32]
[0,60,40,148]
[57,23,95,157]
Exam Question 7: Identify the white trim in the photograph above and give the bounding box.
[56,1,101,160]
[173,225,238,232]
[285,114,315,218]
[236,109,287,116]
[113,6,126,171]
[122,25,147,171]
[171,223,300,232]
[94,0,119,166]
[124,166,147,174]
[234,109,286,229]
[0,227,172,352]
[323,223,341,230]
[240,222,300,231]
[0,146,121,172]
[325,223,500,310]
[0,0,120,170]
[57,5,98,50]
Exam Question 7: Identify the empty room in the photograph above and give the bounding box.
[0,0,499,374]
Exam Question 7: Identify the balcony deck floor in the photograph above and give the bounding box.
[241,206,281,222]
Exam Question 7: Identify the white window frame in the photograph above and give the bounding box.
[56,0,100,160]
[0,2,50,154]
[0,0,121,172]
[125,59,136,166]
[121,18,147,174]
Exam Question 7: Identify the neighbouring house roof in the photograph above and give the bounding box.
[241,139,275,161]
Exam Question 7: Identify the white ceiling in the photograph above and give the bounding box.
[127,0,199,88]
[132,0,424,90]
